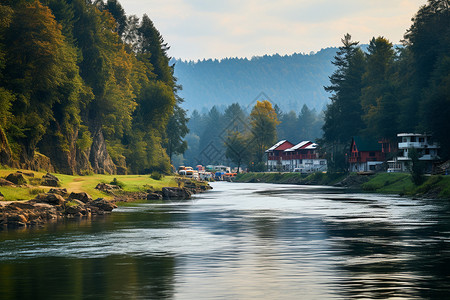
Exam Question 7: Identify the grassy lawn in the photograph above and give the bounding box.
[361,173,413,193]
[0,168,178,201]
[363,173,450,198]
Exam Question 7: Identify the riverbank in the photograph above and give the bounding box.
[235,172,450,199]
[0,169,212,228]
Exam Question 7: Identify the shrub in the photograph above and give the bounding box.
[29,188,45,195]
[28,177,42,186]
[110,177,125,188]
[150,171,162,180]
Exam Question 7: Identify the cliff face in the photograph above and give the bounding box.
[88,126,116,175]
[0,127,18,168]
[1,124,118,175]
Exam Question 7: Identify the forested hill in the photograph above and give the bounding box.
[172,48,338,113]
[0,0,188,175]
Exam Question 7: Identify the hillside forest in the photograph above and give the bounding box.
[321,0,450,170]
[0,0,189,174]
[179,102,323,169]
[0,0,449,175]
[173,48,337,113]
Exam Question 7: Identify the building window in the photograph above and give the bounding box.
[369,152,375,157]
[419,138,424,143]
[369,165,376,171]
[411,136,416,142]
[320,161,325,165]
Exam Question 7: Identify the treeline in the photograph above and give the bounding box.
[180,102,323,169]
[173,48,337,113]
[0,0,188,174]
[322,0,450,170]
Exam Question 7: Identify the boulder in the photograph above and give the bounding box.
[17,171,34,177]
[41,173,60,187]
[32,193,66,206]
[8,202,35,210]
[88,198,116,212]
[65,205,88,216]
[68,192,92,203]
[147,192,163,200]
[6,214,28,225]
[48,188,68,196]
[95,183,122,192]
[0,178,14,186]
[5,173,27,185]
[161,187,192,200]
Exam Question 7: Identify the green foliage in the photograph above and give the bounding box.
[150,171,162,180]
[322,2,450,162]
[323,34,365,145]
[164,103,189,161]
[110,177,125,188]
[408,148,426,186]
[0,0,182,175]
[29,188,45,195]
[224,130,250,172]
[250,100,279,165]
[76,125,93,151]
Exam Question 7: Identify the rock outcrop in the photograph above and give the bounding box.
[68,192,92,203]
[41,173,60,187]
[48,188,68,196]
[95,183,122,193]
[0,192,117,227]
[161,187,192,200]
[5,173,27,185]
[0,178,15,186]
[89,126,116,174]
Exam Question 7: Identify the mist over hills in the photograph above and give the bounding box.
[172,47,339,114]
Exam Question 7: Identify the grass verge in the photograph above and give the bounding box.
[0,168,178,201]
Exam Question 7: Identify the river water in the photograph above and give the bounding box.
[0,182,449,299]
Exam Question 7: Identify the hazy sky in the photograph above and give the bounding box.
[119,0,427,60]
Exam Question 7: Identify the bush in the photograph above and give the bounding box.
[28,177,42,186]
[29,188,45,195]
[150,171,162,180]
[110,178,125,188]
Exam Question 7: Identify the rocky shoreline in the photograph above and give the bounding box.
[0,191,117,228]
[1,173,213,229]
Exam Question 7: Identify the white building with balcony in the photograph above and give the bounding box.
[387,133,440,173]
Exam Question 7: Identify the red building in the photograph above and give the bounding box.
[266,140,295,171]
[266,140,327,172]
[349,137,385,172]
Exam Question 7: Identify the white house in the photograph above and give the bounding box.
[266,140,327,173]
[387,133,440,173]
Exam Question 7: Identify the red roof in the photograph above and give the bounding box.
[266,140,295,152]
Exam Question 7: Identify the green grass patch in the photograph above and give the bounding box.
[362,173,411,192]
[0,168,178,201]
[28,188,45,195]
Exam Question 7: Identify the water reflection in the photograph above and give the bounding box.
[0,255,176,300]
[0,182,449,299]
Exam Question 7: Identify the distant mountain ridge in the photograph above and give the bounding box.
[172,47,339,114]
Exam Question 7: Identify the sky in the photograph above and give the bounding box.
[118,0,427,61]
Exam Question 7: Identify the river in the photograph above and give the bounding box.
[0,182,449,299]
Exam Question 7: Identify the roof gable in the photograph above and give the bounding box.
[285,141,315,151]
[266,140,295,152]
[352,137,381,152]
